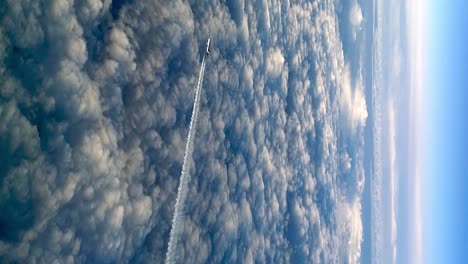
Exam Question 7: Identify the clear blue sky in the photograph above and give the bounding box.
[425,0,468,262]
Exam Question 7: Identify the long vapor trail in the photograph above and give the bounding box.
[165,54,206,264]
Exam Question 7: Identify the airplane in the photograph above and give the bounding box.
[206,38,212,55]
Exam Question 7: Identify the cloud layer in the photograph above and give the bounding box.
[0,0,367,263]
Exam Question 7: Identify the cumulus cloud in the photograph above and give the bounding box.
[350,1,363,27]
[0,0,368,263]
[340,64,368,135]
[349,0,364,40]
[266,48,285,78]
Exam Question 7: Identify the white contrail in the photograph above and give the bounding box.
[165,54,206,264]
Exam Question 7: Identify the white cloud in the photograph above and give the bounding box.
[340,64,368,135]
[349,0,364,40]
[0,0,367,262]
[266,48,285,78]
[350,1,363,28]
[388,100,398,264]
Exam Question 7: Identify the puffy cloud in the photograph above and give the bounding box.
[349,0,364,40]
[0,0,367,263]
[350,1,363,28]
[340,64,368,135]
[266,48,285,78]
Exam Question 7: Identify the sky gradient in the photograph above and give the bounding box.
[424,0,468,263]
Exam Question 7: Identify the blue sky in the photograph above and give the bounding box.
[363,0,468,262]
[425,0,468,262]
[371,0,468,262]
[357,0,468,262]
